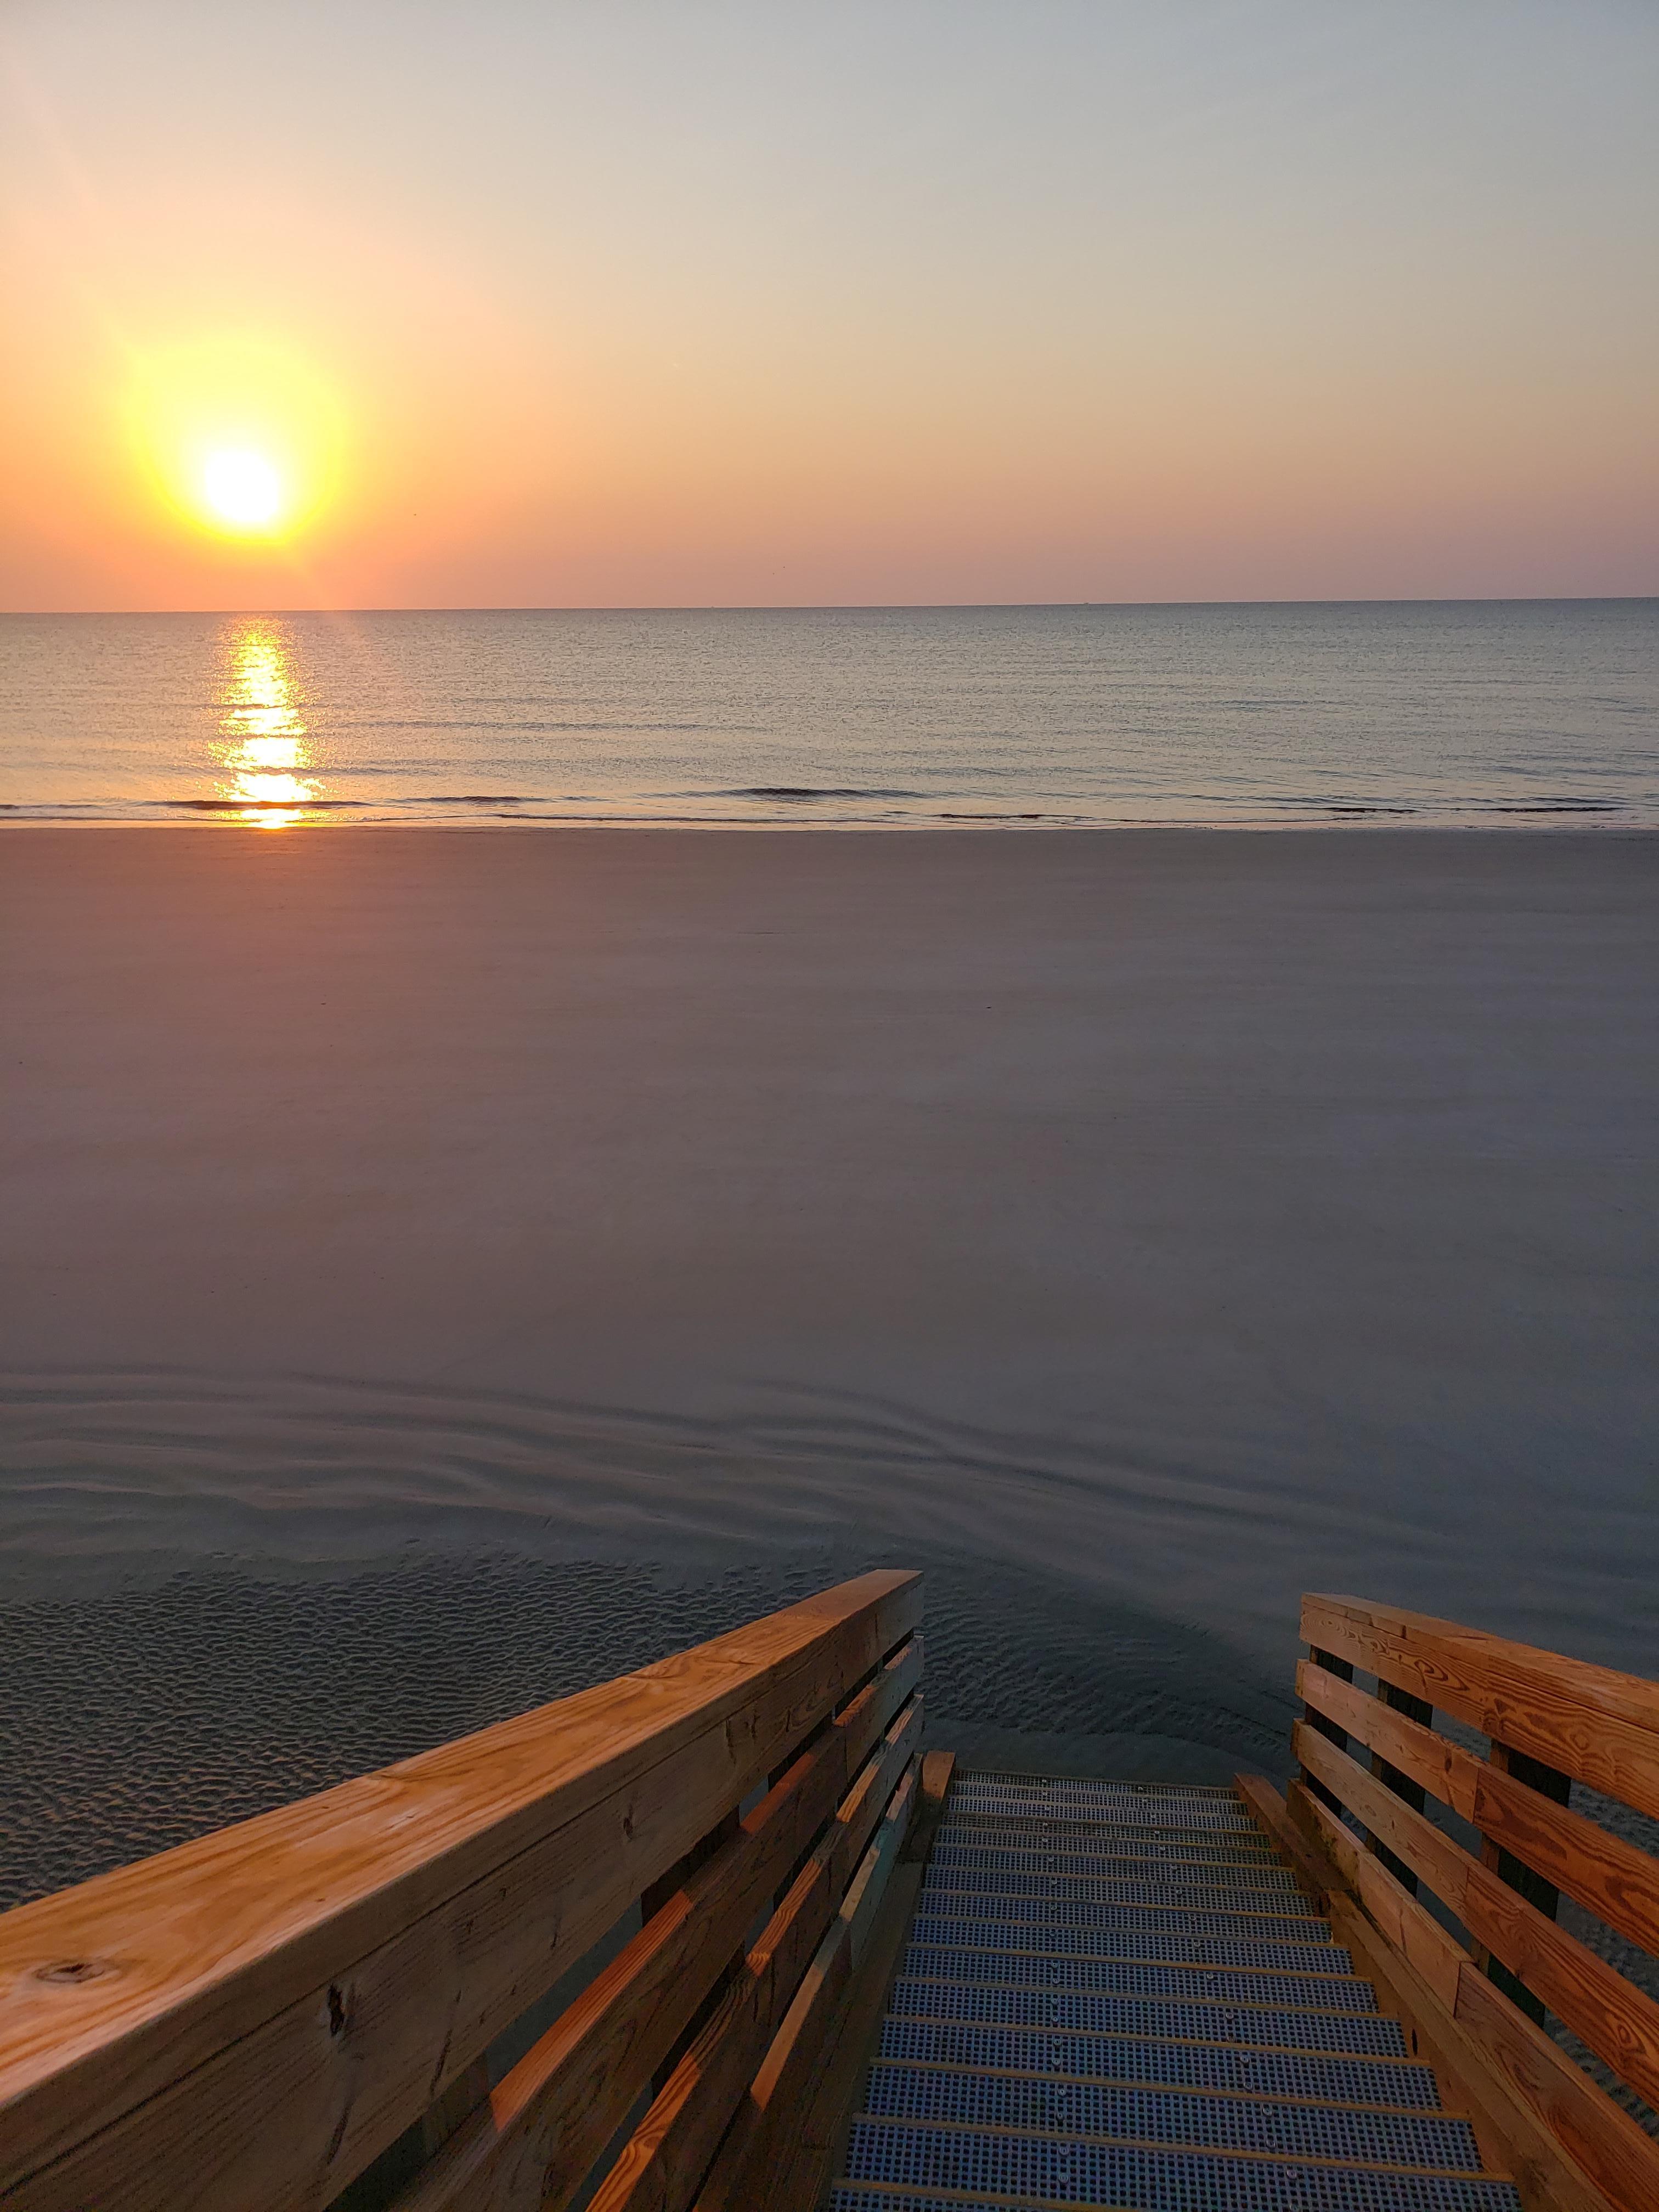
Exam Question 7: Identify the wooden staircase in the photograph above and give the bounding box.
[3,1582,1657,2211]
[828,1773,1521,2208]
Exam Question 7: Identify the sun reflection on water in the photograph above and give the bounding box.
[213,620,321,826]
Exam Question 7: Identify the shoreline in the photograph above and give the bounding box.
[2,814,1654,832]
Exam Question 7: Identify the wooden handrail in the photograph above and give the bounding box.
[1276,1592,1659,2212]
[0,1570,923,2212]
[1299,1660,1659,1958]
[1301,1594,1659,1821]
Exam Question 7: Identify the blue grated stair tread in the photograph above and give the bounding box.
[909,1929,1348,1973]
[924,1866,1313,1908]
[901,1950,1376,2007]
[887,1982,1411,2055]
[930,1843,1291,1880]
[941,1812,1259,1834]
[950,1776,1244,1805]
[830,1776,1517,2211]
[940,1818,1274,1846]
[860,2065,1483,2169]
[936,1829,1281,1859]
[911,1915,1345,1964]
[924,1893,1327,1928]
[836,2123,1521,2207]
[876,2021,1443,2108]
[949,1802,1259,1833]
[947,1802,1262,1830]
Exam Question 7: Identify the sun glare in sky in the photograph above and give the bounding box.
[4,6,1654,606]
[122,335,343,551]
[201,449,284,533]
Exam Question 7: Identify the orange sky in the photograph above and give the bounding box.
[3,2,1656,611]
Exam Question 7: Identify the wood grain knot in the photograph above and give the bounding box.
[35,1959,119,1985]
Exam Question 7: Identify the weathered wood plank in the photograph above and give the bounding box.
[1449,1962,1658,2212]
[1300,1661,1659,1959]
[387,1653,921,2212]
[1272,1780,1633,2212]
[900,1751,956,1865]
[585,1842,838,2212]
[691,1762,918,2212]
[1299,1659,1477,1818]
[1479,1742,1572,2027]
[1295,1723,1659,2117]
[1301,1595,1659,1823]
[585,1722,917,2212]
[1290,1780,1659,2212]
[1368,1678,1434,1895]
[1231,1773,1334,1913]
[1288,1778,1473,2012]
[0,1571,921,2212]
[589,1709,918,2212]
[748,1857,923,2212]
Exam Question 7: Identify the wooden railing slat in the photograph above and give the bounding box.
[585,1706,920,2212]
[1294,1723,1659,2116]
[1301,1595,1659,1822]
[692,1761,919,2212]
[386,1644,921,2212]
[0,1571,920,2212]
[1299,1661,1659,1961]
[1282,1780,1656,2212]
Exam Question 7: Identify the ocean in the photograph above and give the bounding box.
[3,598,1656,827]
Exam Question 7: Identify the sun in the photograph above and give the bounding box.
[124,334,346,546]
[201,449,284,532]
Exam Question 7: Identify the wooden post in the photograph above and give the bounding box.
[1366,1679,1433,1895]
[1301,1646,1353,1815]
[1477,1740,1571,2028]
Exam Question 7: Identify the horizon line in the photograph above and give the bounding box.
[5,592,1656,619]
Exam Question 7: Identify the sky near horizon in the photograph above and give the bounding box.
[3,1,1656,612]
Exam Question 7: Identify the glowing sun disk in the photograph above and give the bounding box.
[202,448,283,530]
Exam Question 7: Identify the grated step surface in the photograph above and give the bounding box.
[939,1820,1278,1857]
[832,1776,1515,2210]
[910,1924,1347,1972]
[862,2066,1483,2169]
[888,1980,1411,2054]
[877,2019,1443,2108]
[950,1777,1243,1807]
[841,2120,1521,2207]
[903,1946,1375,2007]
[916,1884,1336,1938]
[925,1864,1313,1907]
[942,1805,1265,1840]
[949,1799,1260,1831]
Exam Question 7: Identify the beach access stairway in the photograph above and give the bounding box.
[831,1772,1516,2209]
[2,1579,1658,2211]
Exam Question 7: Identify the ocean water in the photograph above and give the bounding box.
[2,598,1656,827]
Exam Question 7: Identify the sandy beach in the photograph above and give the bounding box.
[4,826,1657,1896]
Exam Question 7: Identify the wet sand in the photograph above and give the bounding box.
[3,827,1656,1893]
